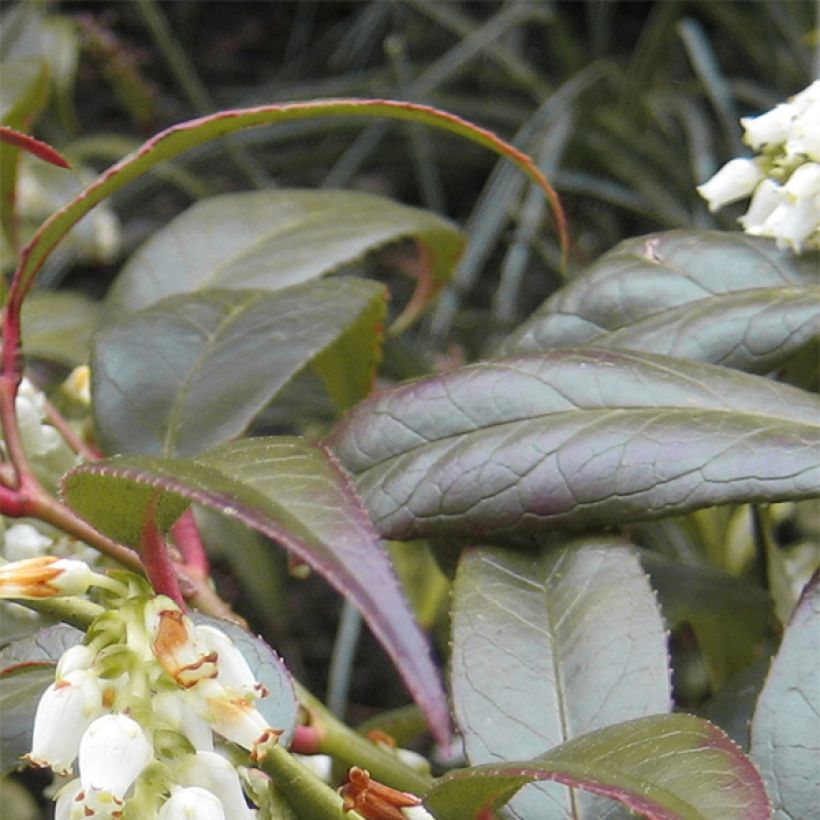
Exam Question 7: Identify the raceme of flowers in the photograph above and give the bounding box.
[697,80,820,253]
[3,568,279,819]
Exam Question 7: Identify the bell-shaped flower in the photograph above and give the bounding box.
[752,196,820,252]
[696,158,764,212]
[0,556,95,599]
[78,713,153,800]
[153,690,214,752]
[53,778,83,820]
[145,598,218,688]
[158,786,227,820]
[177,750,257,819]
[25,669,104,775]
[185,678,279,757]
[56,644,96,677]
[741,103,795,149]
[739,178,783,232]
[195,625,266,699]
[784,161,820,200]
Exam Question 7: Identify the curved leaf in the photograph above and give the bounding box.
[587,287,819,374]
[10,98,567,310]
[425,714,770,820]
[500,230,818,358]
[92,278,386,457]
[328,349,820,541]
[103,189,462,326]
[750,572,820,819]
[450,539,670,818]
[61,437,450,745]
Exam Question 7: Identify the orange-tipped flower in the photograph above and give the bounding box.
[0,556,95,599]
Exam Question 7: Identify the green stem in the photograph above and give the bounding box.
[260,743,365,820]
[19,595,103,630]
[297,685,433,795]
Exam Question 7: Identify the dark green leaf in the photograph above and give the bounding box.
[104,189,463,321]
[450,539,670,818]
[92,278,386,456]
[500,231,818,359]
[425,714,770,820]
[62,437,450,745]
[750,572,820,818]
[0,624,82,774]
[191,614,298,747]
[328,349,820,541]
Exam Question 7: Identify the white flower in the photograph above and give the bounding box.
[159,786,227,820]
[195,625,265,699]
[752,196,820,252]
[739,178,784,231]
[0,556,118,599]
[185,678,279,757]
[56,645,97,677]
[78,714,153,799]
[53,778,83,820]
[2,523,52,561]
[696,158,764,212]
[25,669,104,774]
[294,753,333,782]
[741,103,795,149]
[177,750,257,819]
[784,161,820,200]
[153,690,214,752]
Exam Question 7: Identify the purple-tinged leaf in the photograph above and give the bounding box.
[61,437,450,745]
[751,571,820,819]
[329,349,819,542]
[500,230,818,358]
[425,714,771,820]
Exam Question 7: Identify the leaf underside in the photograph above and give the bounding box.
[450,539,671,818]
[62,437,450,745]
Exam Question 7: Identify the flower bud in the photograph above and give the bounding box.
[153,691,214,752]
[78,714,153,799]
[158,786,228,820]
[0,556,95,599]
[697,158,764,212]
[784,162,820,200]
[25,669,104,775]
[177,751,257,819]
[739,178,783,232]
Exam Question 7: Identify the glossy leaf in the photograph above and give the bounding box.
[450,539,670,818]
[22,289,99,367]
[62,437,450,745]
[500,230,819,359]
[587,287,819,374]
[425,714,770,820]
[92,278,386,456]
[0,623,82,774]
[750,572,820,819]
[191,614,299,747]
[329,349,820,541]
[104,189,462,326]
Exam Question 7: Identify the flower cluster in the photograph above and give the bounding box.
[697,80,820,253]
[20,579,278,819]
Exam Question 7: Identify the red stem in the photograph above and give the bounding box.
[141,494,185,608]
[171,508,211,577]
